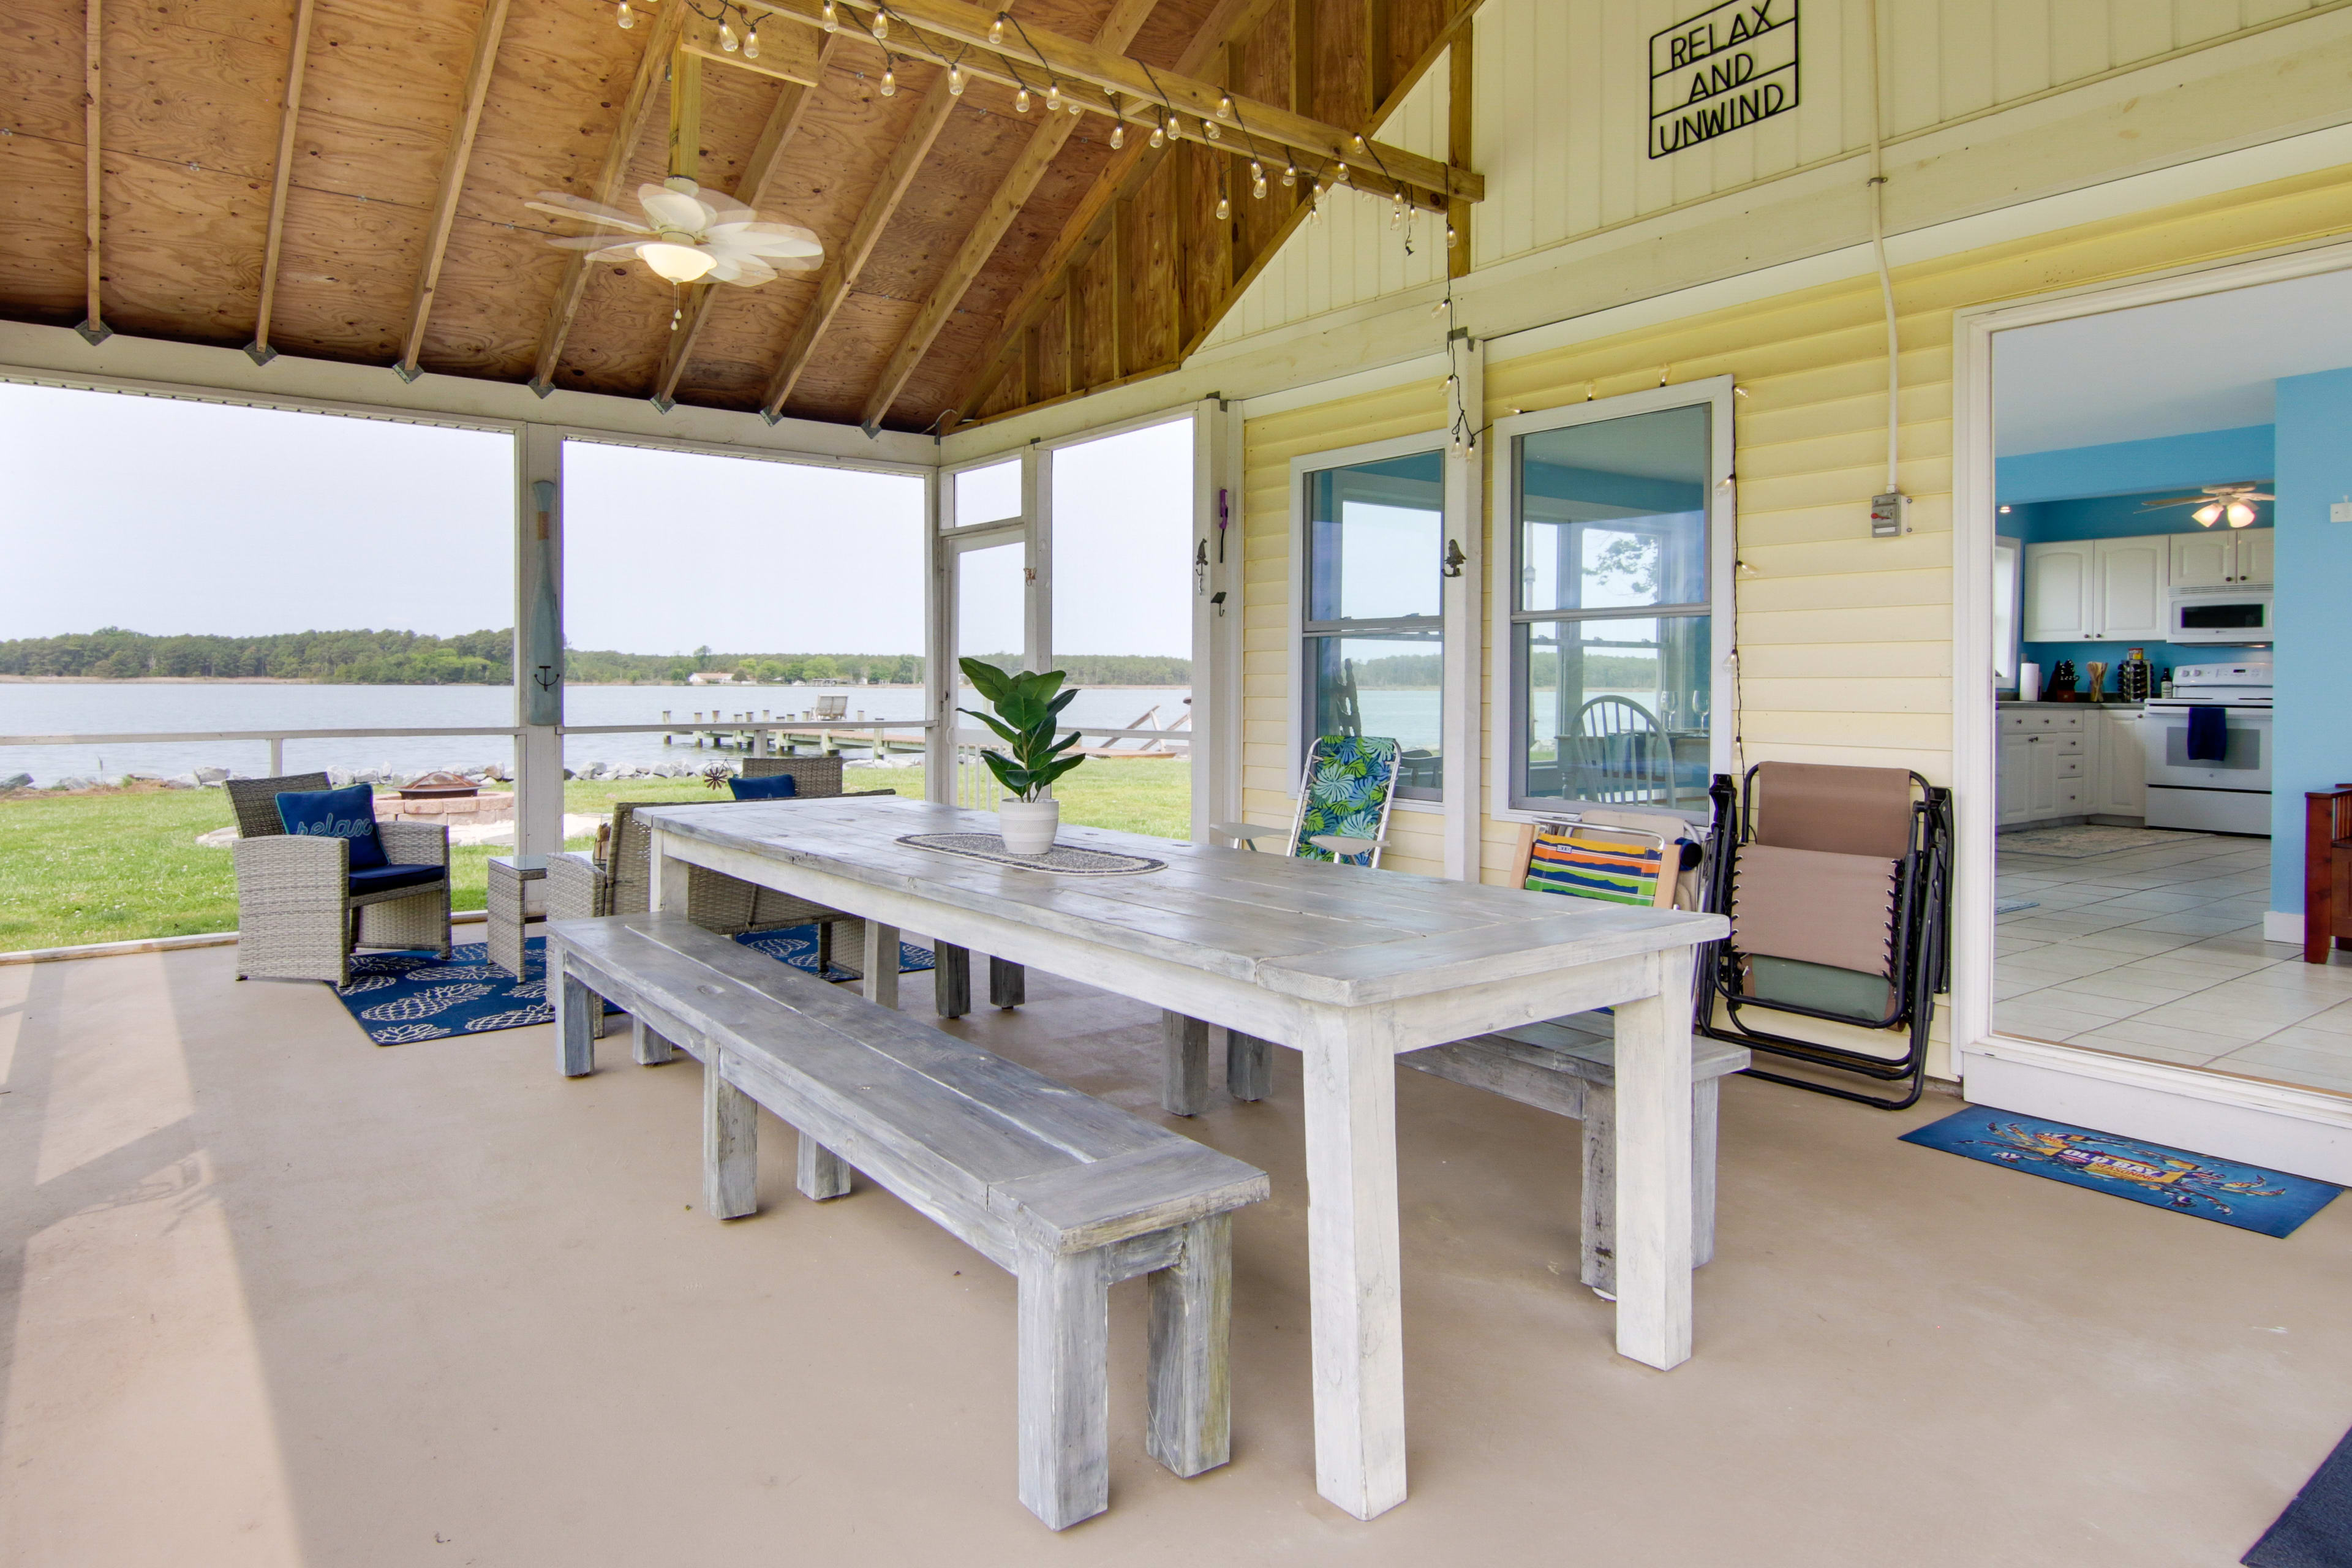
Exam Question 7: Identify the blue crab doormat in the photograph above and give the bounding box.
[1901,1109,2341,1237]
[334,927,935,1046]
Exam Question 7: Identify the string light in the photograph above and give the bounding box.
[1250,159,1265,198]
[1148,121,1164,147]
[1390,190,1404,228]
[989,12,1005,44]
[948,62,964,94]
[1046,82,1061,113]
[1216,190,1231,221]
[616,0,633,28]
[1067,96,1081,116]
[1109,121,1124,149]
[821,0,837,31]
[880,63,897,96]
[1308,181,1324,222]
[719,18,737,51]
[742,23,758,58]
[1016,86,1030,113]
[1281,163,1297,187]
[1333,160,1350,186]
[1204,117,1220,141]
[870,9,889,41]
[1218,93,1234,119]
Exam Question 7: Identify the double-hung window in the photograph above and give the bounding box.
[1297,443,1447,800]
[1499,382,1733,816]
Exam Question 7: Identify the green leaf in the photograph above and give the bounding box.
[958,657,1014,704]
[956,707,1025,748]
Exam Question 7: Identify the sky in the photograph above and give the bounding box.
[2,384,1196,660]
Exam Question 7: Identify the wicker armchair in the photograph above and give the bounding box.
[545,755,892,966]
[227,772,452,985]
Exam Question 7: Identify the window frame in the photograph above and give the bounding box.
[1488,376,1737,823]
[1289,428,1452,807]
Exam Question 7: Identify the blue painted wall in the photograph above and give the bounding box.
[2269,371,2352,913]
[1997,424,2275,505]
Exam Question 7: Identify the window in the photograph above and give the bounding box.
[1503,390,1730,815]
[951,459,1022,528]
[1300,447,1446,800]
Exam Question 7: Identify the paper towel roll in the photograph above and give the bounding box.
[2018,662,2041,703]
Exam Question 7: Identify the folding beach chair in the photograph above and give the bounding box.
[1697,763,1953,1109]
[1210,734,1401,867]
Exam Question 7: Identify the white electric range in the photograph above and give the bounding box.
[2144,659,2272,835]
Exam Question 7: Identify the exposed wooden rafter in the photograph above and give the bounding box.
[1447,13,1471,280]
[954,0,1484,429]
[758,67,959,421]
[394,0,512,381]
[527,1,685,397]
[246,0,317,363]
[77,0,107,344]
[853,0,1163,434]
[652,35,838,411]
[748,0,1477,203]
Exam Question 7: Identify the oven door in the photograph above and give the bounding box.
[2145,707,2271,791]
[2168,592,2273,643]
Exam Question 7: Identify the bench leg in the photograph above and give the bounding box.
[1161,1012,1209,1117]
[1016,1243,1112,1531]
[556,969,596,1077]
[703,1058,758,1220]
[1579,1078,1722,1292]
[1147,1213,1234,1479]
[633,1016,677,1066]
[796,1133,852,1200]
[863,922,902,1010]
[990,957,1026,1009]
[933,942,971,1019]
[1226,1030,1274,1102]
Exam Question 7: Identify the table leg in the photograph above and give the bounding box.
[1300,1011,1407,1520]
[650,839,690,918]
[864,922,901,1010]
[1610,948,1696,1371]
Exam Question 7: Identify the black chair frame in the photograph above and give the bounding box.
[1695,767,1953,1110]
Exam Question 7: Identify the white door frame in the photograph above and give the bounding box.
[1951,235,2352,1178]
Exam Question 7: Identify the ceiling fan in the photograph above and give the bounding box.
[527,178,823,290]
[2137,482,2272,528]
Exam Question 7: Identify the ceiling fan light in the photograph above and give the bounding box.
[2193,501,2225,527]
[641,242,717,283]
[2228,500,2257,527]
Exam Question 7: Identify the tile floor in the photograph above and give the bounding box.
[1996,829,2352,1093]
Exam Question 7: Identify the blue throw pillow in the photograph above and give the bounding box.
[728,772,799,801]
[275,783,388,870]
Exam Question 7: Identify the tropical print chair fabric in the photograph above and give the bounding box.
[1295,735,1400,865]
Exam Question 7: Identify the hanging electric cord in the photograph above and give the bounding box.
[1865,0,1901,500]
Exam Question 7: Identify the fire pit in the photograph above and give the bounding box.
[397,771,480,800]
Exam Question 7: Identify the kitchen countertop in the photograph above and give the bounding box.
[1999,699,2146,709]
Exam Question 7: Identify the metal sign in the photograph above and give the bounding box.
[1649,0,1799,158]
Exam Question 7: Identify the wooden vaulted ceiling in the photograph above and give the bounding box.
[0,0,1479,432]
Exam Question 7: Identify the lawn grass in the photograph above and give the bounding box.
[0,758,1188,953]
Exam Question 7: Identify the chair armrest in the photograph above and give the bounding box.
[1210,821,1287,847]
[545,851,606,921]
[232,833,347,902]
[377,820,450,868]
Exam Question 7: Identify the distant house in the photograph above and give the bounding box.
[685,670,737,685]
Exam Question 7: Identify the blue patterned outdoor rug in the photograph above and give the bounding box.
[334,927,935,1046]
[1902,1109,2342,1237]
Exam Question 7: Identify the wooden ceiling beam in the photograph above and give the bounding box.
[853,0,1159,434]
[749,0,1477,202]
[246,0,317,363]
[924,0,1257,425]
[527,2,685,398]
[652,36,837,411]
[77,0,107,345]
[758,66,960,421]
[394,0,512,381]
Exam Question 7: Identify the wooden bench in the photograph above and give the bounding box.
[1402,1017,1747,1297]
[543,913,1271,1531]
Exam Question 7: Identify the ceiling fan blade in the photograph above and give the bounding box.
[526,193,650,231]
[2136,496,2204,508]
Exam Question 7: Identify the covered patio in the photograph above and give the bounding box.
[7,943,2346,1564]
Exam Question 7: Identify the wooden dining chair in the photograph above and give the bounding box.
[2304,786,2352,964]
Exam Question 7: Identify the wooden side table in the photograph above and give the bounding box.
[486,854,549,977]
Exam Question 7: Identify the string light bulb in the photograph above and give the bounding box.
[948,64,965,94]
[1067,96,1081,116]
[1391,190,1404,227]
[1046,82,1061,113]
[1204,117,1220,140]
[1333,160,1350,186]
[821,0,837,30]
[1109,121,1124,149]
[719,18,737,51]
[1281,163,1297,187]
[1015,86,1030,113]
[988,13,1005,44]
[1216,193,1231,221]
[1148,121,1164,147]
[1218,92,1234,119]
[870,9,889,40]
[1447,222,1458,247]
[616,0,633,28]
[880,64,897,96]
[1250,160,1266,199]
[742,24,758,59]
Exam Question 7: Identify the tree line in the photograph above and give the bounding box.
[0,628,1192,688]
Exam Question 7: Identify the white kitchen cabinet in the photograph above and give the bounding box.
[2091,537,2166,641]
[2023,541,2092,640]
[2168,530,2234,590]
[2235,529,2274,587]
[2093,707,2147,818]
[1997,709,2088,826]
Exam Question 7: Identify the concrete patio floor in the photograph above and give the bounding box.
[4,939,2350,1566]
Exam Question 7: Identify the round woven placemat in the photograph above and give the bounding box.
[896,832,1166,875]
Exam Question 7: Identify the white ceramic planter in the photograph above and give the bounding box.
[997,797,1060,856]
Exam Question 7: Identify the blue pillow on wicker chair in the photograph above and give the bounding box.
[728,772,799,801]
[275,783,388,870]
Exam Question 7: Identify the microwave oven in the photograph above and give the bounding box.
[2167,589,2273,644]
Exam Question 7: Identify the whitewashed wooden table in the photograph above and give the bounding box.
[639,796,1727,1521]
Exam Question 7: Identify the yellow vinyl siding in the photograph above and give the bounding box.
[1241,156,2352,1071]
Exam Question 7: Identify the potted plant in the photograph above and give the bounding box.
[958,657,1084,854]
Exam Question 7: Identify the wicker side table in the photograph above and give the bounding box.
[486,854,549,977]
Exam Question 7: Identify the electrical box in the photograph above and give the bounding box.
[1870,491,1909,538]
[2331,500,2352,523]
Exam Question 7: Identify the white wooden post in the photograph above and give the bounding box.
[515,423,565,857]
[1023,442,1050,677]
[1609,948,1697,1370]
[1191,398,1240,844]
[1441,339,1485,883]
[924,464,954,804]
[1301,1009,1408,1520]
